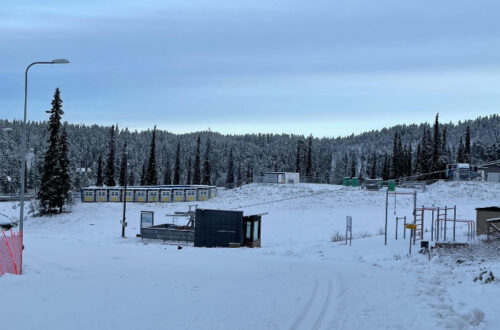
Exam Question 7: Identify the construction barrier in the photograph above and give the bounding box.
[0,230,23,276]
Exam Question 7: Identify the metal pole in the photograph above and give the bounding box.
[19,61,67,274]
[431,209,434,241]
[384,190,388,245]
[395,217,398,240]
[413,191,417,245]
[121,150,128,238]
[345,218,348,245]
[409,228,412,254]
[403,216,406,239]
[436,207,440,241]
[444,206,447,241]
[453,205,456,242]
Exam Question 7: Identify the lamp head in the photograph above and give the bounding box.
[51,59,70,64]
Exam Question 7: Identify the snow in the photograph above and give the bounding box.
[1,181,500,329]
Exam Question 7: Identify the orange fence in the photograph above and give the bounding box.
[0,230,23,276]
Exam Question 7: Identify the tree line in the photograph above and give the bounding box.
[1,91,500,197]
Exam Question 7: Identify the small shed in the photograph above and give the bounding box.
[160,189,172,202]
[96,189,108,202]
[124,190,133,202]
[482,162,500,183]
[476,206,500,235]
[147,189,159,202]
[263,172,299,184]
[109,189,121,202]
[135,190,147,202]
[209,187,217,199]
[197,188,209,201]
[173,189,186,202]
[82,189,95,202]
[185,188,197,202]
[194,209,262,248]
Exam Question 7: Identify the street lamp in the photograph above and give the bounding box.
[122,148,128,238]
[19,59,70,273]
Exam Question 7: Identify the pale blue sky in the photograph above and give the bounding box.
[1,0,500,137]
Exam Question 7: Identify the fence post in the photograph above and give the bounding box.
[453,205,456,242]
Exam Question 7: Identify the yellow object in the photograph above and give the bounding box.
[126,197,132,201]
[162,197,169,202]
[111,197,118,202]
[188,197,194,201]
[138,198,144,202]
[201,196,206,201]
[405,224,417,230]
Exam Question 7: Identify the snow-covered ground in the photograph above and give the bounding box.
[1,181,499,329]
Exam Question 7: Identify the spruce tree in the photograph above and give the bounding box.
[163,159,171,185]
[58,127,71,211]
[295,140,301,173]
[407,144,413,177]
[414,143,422,176]
[119,142,127,186]
[104,125,116,186]
[140,162,146,186]
[457,137,464,163]
[237,163,242,187]
[246,161,253,184]
[193,135,201,184]
[226,148,234,188]
[173,142,181,185]
[128,171,135,186]
[38,88,64,213]
[146,126,158,185]
[306,135,313,177]
[370,152,377,179]
[432,113,441,174]
[96,155,103,186]
[202,137,211,185]
[464,125,471,163]
[391,132,400,179]
[350,155,357,178]
[187,156,192,185]
[382,154,389,181]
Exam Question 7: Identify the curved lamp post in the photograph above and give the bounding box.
[19,59,70,273]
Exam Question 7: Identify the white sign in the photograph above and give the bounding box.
[346,216,352,231]
[141,211,154,228]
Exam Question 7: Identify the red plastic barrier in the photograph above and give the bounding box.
[0,230,23,276]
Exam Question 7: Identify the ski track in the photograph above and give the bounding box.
[290,276,335,330]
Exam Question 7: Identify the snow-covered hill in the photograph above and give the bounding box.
[1,182,499,329]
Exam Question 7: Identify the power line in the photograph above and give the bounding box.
[230,190,328,210]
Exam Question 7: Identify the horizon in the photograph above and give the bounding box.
[1,112,495,139]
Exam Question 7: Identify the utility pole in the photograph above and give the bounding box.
[121,149,128,238]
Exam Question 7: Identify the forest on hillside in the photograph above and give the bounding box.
[1,113,500,193]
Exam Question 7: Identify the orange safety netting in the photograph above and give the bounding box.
[0,230,23,276]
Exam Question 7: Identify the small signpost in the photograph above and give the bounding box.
[405,223,417,254]
[140,211,154,237]
[346,216,352,246]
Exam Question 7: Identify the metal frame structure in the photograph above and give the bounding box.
[395,216,406,240]
[384,190,417,245]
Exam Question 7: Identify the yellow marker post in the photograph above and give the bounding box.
[405,223,417,254]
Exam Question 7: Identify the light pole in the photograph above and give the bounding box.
[20,59,69,273]
[121,148,128,238]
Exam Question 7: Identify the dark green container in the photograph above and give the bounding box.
[351,177,359,187]
[388,180,396,191]
[343,177,351,186]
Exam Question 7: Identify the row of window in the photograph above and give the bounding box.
[84,190,211,196]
